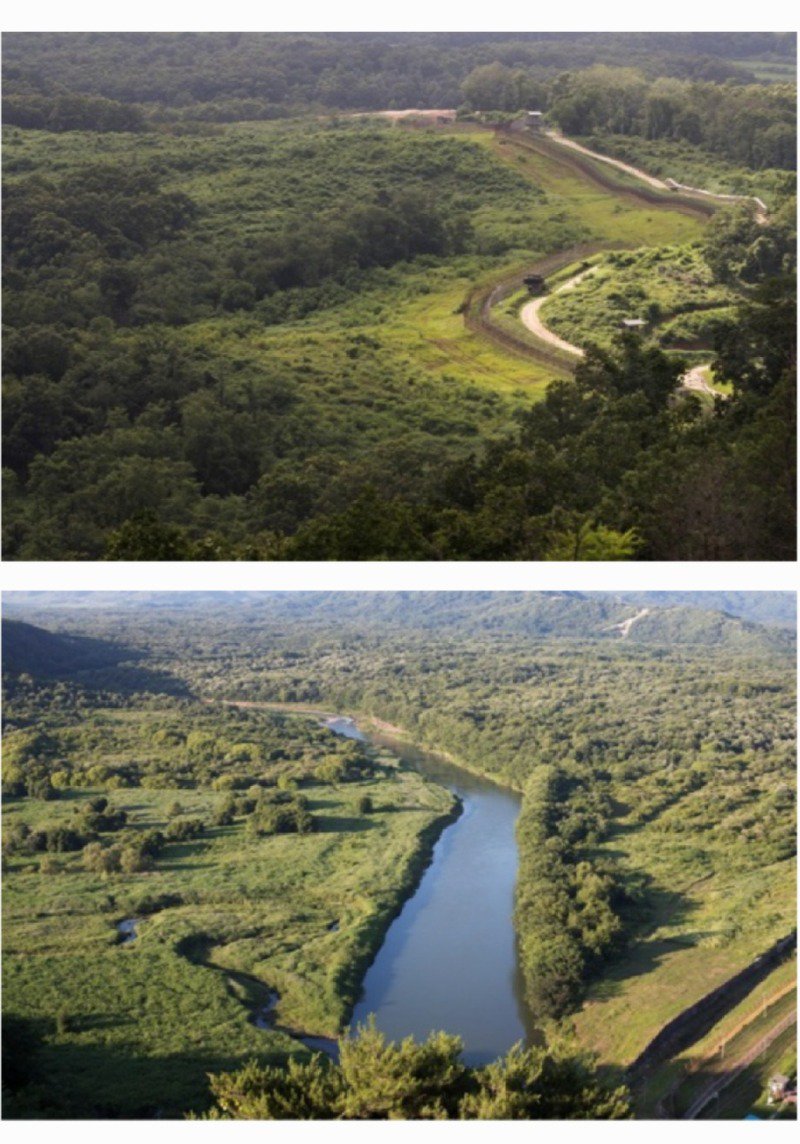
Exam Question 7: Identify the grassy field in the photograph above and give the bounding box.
[473,130,707,247]
[2,707,455,1117]
[728,58,797,84]
[568,846,795,1073]
[539,245,739,354]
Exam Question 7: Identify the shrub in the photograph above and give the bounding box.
[82,842,122,876]
[165,817,205,842]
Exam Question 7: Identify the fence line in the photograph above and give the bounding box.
[683,1008,797,1119]
[498,129,717,219]
[685,980,797,1075]
[628,931,796,1083]
[462,242,615,371]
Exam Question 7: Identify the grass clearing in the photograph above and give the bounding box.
[471,131,706,248]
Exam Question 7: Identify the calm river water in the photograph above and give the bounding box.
[325,715,534,1066]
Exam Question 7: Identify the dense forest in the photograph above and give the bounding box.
[2,33,796,560]
[3,32,795,124]
[2,592,795,1118]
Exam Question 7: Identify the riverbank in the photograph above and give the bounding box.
[212,699,525,797]
[213,699,536,1057]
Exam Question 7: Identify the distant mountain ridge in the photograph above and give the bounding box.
[600,592,796,629]
[4,589,793,630]
[2,593,794,677]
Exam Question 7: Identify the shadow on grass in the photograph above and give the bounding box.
[2,1014,291,1119]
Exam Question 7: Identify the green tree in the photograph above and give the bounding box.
[205,1020,631,1120]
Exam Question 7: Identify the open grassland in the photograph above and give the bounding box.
[470,129,707,247]
[2,705,455,1117]
[728,58,798,84]
[184,259,559,403]
[569,846,795,1071]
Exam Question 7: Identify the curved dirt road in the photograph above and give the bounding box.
[518,272,725,398]
[545,130,768,222]
[518,267,597,357]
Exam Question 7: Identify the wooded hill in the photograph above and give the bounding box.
[3,592,795,669]
[2,34,795,560]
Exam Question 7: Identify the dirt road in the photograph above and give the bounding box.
[681,364,724,398]
[519,276,726,398]
[349,108,456,120]
[518,266,597,357]
[544,130,669,189]
[544,130,768,222]
[613,608,650,638]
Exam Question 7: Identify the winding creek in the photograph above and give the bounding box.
[324,715,535,1067]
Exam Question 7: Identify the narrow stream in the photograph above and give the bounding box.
[325,716,534,1067]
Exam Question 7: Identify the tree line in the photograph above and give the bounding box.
[205,1019,630,1119]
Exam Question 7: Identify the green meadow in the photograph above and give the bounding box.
[2,704,454,1117]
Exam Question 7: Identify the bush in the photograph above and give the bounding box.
[119,846,154,874]
[82,842,121,876]
[165,817,205,842]
[247,799,316,837]
[28,778,58,801]
[45,827,86,853]
[80,805,128,833]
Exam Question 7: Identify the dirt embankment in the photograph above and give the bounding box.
[628,930,797,1084]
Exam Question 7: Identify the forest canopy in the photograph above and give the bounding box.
[1,32,796,560]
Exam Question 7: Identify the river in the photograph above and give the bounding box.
[324,715,534,1067]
